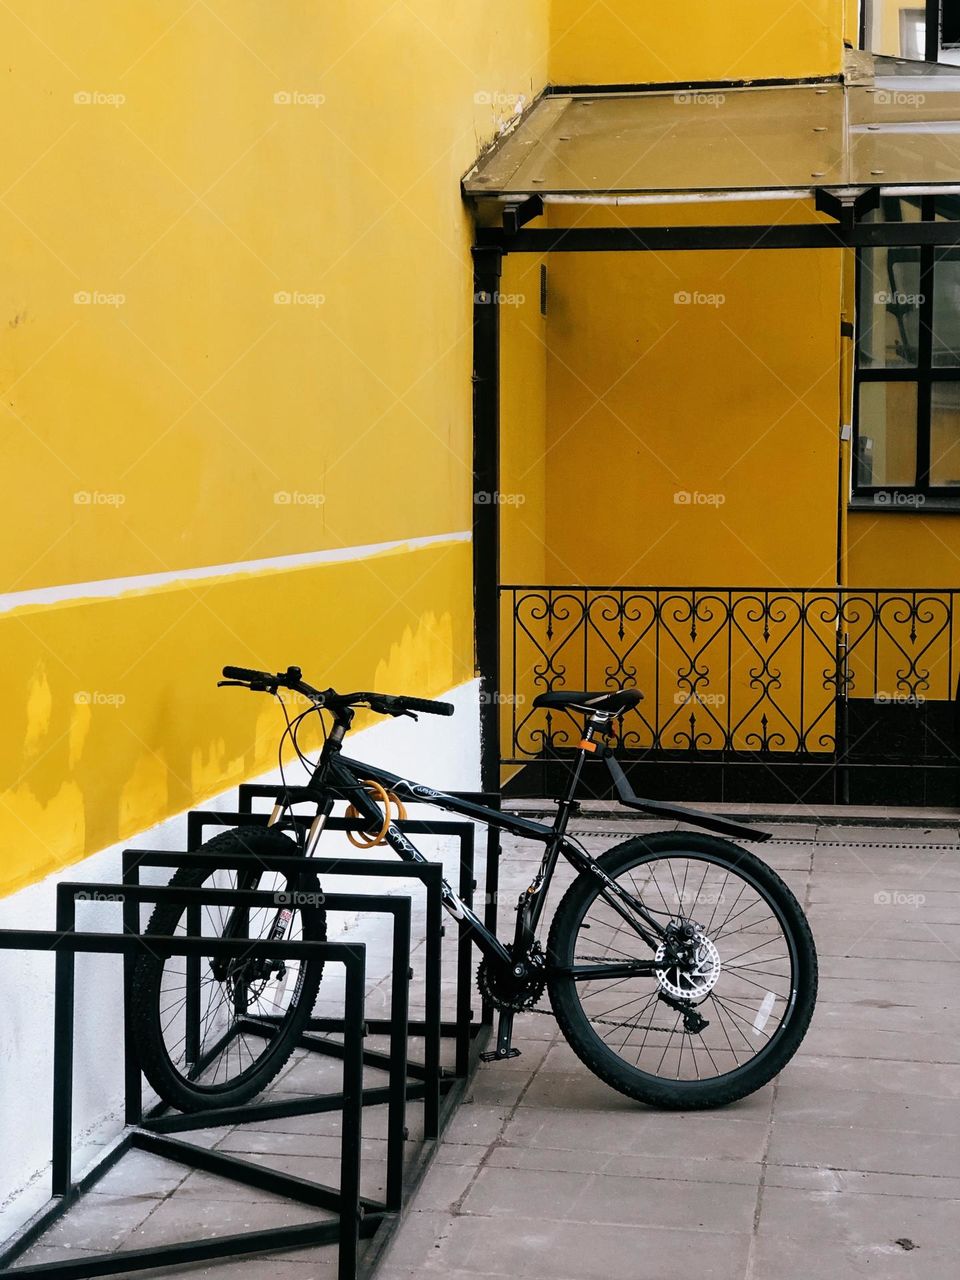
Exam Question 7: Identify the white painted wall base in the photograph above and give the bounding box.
[0,679,480,1240]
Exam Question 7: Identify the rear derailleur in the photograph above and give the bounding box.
[657,990,709,1034]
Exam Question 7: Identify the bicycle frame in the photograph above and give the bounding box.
[251,697,773,1061]
[326,751,667,968]
[283,707,767,973]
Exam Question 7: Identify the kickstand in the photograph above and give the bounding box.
[480,1009,521,1063]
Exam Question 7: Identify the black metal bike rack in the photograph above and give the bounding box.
[0,915,368,1280]
[0,786,502,1280]
[123,848,447,1139]
[231,784,503,1037]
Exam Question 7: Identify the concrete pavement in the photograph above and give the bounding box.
[9,816,960,1279]
[378,818,960,1280]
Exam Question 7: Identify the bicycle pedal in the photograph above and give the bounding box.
[479,1047,521,1063]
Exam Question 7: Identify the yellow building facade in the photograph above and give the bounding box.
[4,3,960,898]
[0,3,552,896]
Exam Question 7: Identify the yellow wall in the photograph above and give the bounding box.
[0,1,549,895]
[0,540,471,897]
[496,201,845,762]
[500,255,548,584]
[847,515,960,586]
[536,203,843,589]
[549,1,843,85]
[498,254,547,772]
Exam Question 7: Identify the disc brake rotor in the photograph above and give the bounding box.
[655,935,721,1001]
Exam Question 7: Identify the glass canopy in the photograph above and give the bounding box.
[463,55,960,202]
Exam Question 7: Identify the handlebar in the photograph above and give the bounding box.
[219,665,455,719]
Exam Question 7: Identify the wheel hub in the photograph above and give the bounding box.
[655,933,721,1001]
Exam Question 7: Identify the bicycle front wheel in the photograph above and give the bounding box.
[547,831,817,1108]
[130,826,326,1113]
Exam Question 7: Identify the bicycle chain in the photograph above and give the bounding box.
[518,1003,685,1034]
[514,955,697,1034]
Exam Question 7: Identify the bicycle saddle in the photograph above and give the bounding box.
[532,689,643,715]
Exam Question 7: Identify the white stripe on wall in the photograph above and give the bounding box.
[0,531,472,616]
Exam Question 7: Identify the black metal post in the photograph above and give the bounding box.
[422,873,442,1138]
[473,244,503,793]
[339,945,365,1280]
[926,0,940,62]
[51,893,75,1198]
[478,221,960,253]
[386,901,410,1210]
[122,890,142,1126]
[455,825,475,1079]
[476,792,502,1028]
[185,902,201,1066]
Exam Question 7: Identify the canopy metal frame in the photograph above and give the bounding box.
[470,175,960,789]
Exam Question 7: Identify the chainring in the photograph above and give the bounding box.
[477,945,546,1013]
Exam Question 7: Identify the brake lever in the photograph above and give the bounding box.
[217,679,275,693]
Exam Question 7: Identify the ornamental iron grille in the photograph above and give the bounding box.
[500,587,960,804]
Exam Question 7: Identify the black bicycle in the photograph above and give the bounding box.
[131,665,817,1113]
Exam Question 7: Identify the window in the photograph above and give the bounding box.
[900,8,926,59]
[862,1,960,61]
[853,197,960,505]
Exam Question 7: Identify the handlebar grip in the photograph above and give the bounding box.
[400,696,455,717]
[222,665,273,683]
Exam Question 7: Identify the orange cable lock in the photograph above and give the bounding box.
[345,779,408,848]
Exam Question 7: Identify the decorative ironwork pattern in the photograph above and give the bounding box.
[501,586,960,763]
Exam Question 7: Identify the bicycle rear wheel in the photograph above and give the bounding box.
[547,831,817,1108]
[130,826,326,1113]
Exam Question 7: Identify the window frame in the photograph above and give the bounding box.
[860,1,953,61]
[852,195,960,508]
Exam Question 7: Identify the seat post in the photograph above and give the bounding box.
[552,712,607,836]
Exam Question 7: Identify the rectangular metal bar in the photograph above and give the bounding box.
[51,892,75,1198]
[184,902,201,1066]
[111,874,412,1205]
[386,896,411,1210]
[477,221,960,253]
[5,1221,354,1278]
[0,929,359,962]
[121,890,142,1126]
[473,244,504,792]
[463,792,502,1027]
[132,1131,347,1212]
[187,805,547,846]
[455,825,475,1079]
[139,1082,427,1134]
[339,946,365,1280]
[124,847,450,880]
[422,872,443,1138]
[293,1033,430,1080]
